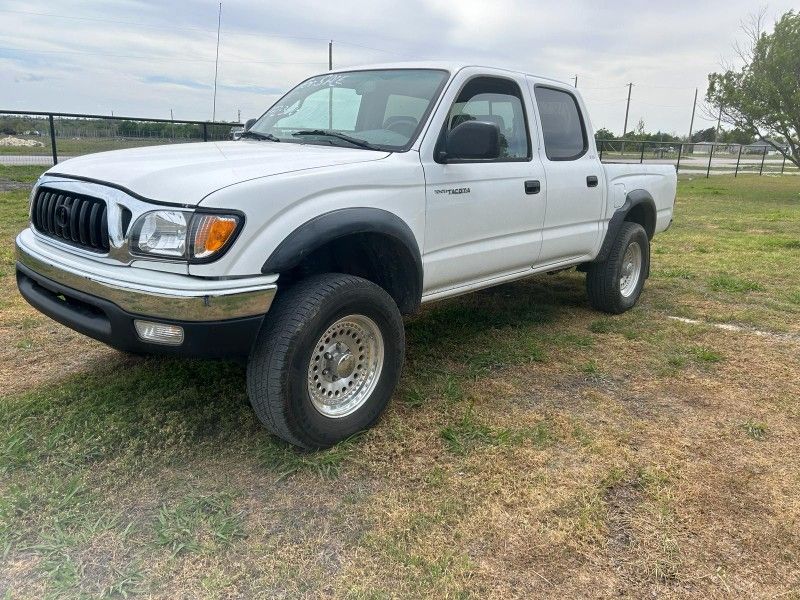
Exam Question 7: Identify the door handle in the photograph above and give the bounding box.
[525,180,541,194]
[586,175,599,187]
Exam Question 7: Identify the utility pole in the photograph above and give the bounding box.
[687,88,697,143]
[621,83,632,155]
[212,2,222,122]
[573,74,578,88]
[328,40,334,129]
[622,83,633,136]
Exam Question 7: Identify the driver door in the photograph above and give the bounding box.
[419,71,547,295]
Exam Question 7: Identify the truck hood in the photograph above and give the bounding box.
[47,141,390,205]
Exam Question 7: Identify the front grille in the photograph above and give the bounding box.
[31,187,109,253]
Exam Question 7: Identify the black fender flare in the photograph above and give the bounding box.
[592,189,656,264]
[261,207,423,306]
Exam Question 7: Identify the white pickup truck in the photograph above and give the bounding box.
[16,63,676,448]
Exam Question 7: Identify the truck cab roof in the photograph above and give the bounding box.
[327,61,571,88]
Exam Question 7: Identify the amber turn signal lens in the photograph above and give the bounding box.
[191,215,239,259]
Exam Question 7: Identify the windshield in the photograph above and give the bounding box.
[249,69,449,151]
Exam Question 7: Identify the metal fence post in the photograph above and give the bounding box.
[706,144,714,178]
[759,146,767,175]
[639,142,645,164]
[48,114,58,165]
[675,143,683,174]
[599,140,604,161]
[203,123,208,142]
[734,144,742,178]
[781,153,786,174]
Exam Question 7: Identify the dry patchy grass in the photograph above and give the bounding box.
[1,170,799,598]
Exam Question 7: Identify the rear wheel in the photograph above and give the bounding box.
[586,222,650,314]
[246,273,405,449]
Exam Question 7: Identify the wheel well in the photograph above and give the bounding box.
[624,202,656,239]
[279,233,421,315]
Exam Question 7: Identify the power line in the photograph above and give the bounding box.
[574,74,706,92]
[637,101,691,109]
[0,46,326,65]
[581,98,630,105]
[0,8,217,34]
[579,84,630,90]
[333,40,411,57]
[0,7,412,52]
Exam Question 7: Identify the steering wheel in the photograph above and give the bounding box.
[383,116,418,138]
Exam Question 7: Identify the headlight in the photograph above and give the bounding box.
[131,211,241,261]
[133,211,189,258]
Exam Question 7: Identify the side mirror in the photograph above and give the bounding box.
[439,121,501,162]
[244,118,257,131]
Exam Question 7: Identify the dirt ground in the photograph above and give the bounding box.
[1,171,799,598]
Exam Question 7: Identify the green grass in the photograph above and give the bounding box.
[688,346,723,363]
[153,492,245,556]
[440,403,553,455]
[708,273,765,293]
[1,169,800,597]
[0,137,207,156]
[259,434,362,479]
[741,421,768,440]
[0,165,45,183]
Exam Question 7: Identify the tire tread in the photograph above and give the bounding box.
[586,222,649,314]
[247,273,402,448]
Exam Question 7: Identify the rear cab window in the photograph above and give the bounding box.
[533,86,588,161]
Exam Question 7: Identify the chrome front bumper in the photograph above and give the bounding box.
[15,229,277,322]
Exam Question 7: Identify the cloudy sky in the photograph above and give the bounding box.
[1,0,797,135]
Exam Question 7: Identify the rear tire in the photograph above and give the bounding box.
[246,273,405,449]
[586,222,649,314]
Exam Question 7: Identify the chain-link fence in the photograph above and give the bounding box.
[0,110,242,166]
[2,113,797,178]
[597,139,798,177]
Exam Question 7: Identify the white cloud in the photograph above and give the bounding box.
[0,0,797,132]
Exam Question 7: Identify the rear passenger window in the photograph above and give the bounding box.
[534,86,587,160]
[444,77,530,160]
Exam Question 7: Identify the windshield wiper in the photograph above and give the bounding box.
[291,129,379,150]
[240,130,280,142]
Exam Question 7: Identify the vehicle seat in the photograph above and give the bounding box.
[541,112,576,155]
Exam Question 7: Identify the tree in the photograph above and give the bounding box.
[706,10,800,167]
[719,127,755,145]
[691,127,717,143]
[594,127,615,141]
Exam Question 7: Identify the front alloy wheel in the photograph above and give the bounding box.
[247,273,405,449]
[307,314,385,418]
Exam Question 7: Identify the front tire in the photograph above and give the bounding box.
[247,273,405,449]
[586,222,650,314]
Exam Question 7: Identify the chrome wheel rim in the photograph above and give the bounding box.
[619,241,643,298]
[306,314,384,418]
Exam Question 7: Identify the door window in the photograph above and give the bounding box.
[441,77,530,161]
[533,86,587,160]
